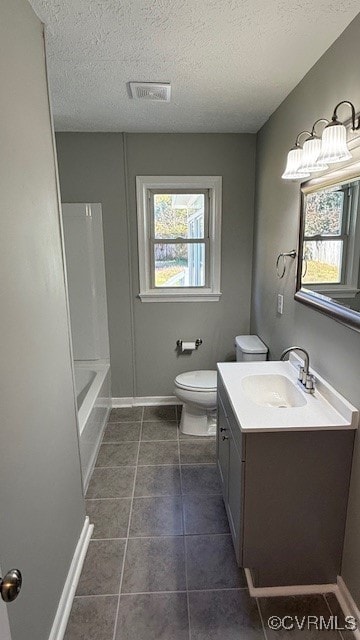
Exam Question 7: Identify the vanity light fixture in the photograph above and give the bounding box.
[282,100,360,180]
[298,119,329,172]
[281,131,311,180]
[317,101,358,164]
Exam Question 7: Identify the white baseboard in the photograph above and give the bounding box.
[245,569,360,638]
[112,396,181,407]
[244,568,337,598]
[336,576,360,639]
[48,517,94,640]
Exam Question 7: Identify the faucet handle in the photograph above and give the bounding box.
[305,374,315,394]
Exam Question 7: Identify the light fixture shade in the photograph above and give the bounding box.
[282,147,310,180]
[318,122,352,164]
[298,137,329,172]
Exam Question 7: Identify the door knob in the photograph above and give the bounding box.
[222,435,229,441]
[220,427,227,432]
[0,569,22,602]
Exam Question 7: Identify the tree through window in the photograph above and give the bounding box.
[151,191,207,288]
[303,186,350,284]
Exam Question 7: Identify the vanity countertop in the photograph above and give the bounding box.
[217,356,358,433]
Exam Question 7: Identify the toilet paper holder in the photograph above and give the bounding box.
[176,339,203,350]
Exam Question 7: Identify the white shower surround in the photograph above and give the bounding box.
[74,361,111,491]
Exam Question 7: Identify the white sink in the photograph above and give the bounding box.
[241,374,307,408]
[217,355,358,433]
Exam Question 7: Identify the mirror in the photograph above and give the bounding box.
[295,155,360,332]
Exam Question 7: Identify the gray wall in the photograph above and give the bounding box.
[0,1,85,639]
[252,14,360,603]
[57,133,256,397]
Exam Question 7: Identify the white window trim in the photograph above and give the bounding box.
[136,176,222,302]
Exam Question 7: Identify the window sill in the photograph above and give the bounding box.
[138,291,222,303]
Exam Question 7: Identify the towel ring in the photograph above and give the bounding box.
[276,250,297,279]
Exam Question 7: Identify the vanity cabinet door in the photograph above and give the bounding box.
[217,396,230,501]
[217,389,244,564]
[227,433,244,563]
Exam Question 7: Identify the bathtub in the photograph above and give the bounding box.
[74,361,111,491]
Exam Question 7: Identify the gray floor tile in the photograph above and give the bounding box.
[76,539,125,596]
[181,465,221,494]
[143,405,177,422]
[122,536,186,593]
[103,422,141,442]
[180,440,216,464]
[183,494,229,534]
[325,593,355,639]
[186,535,246,590]
[86,498,131,538]
[189,589,264,640]
[141,421,179,441]
[130,496,183,536]
[115,593,189,640]
[135,465,181,497]
[96,442,138,467]
[259,595,342,638]
[138,441,179,465]
[86,466,136,499]
[109,407,143,422]
[64,595,118,640]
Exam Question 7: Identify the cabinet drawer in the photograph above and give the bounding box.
[217,376,232,417]
[218,376,244,460]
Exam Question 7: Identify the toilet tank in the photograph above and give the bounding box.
[235,335,268,362]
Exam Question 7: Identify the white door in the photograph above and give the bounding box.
[0,2,85,639]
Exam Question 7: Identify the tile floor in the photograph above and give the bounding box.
[64,406,346,640]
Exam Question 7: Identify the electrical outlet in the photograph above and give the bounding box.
[277,293,284,314]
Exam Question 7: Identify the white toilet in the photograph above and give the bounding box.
[174,335,268,437]
[174,370,218,437]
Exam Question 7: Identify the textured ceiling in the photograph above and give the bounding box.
[29,0,360,132]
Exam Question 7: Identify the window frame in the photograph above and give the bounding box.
[136,176,222,302]
[149,188,210,289]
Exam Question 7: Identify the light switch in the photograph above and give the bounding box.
[277,294,284,314]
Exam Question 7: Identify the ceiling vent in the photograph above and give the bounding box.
[129,82,171,102]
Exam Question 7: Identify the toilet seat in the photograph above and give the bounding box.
[175,370,217,392]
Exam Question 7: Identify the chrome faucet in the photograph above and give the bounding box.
[280,346,315,394]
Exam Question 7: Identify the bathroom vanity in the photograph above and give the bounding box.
[217,357,358,588]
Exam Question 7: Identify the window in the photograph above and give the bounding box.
[136,176,222,302]
[302,181,360,298]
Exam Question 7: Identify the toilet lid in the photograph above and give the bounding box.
[175,370,217,391]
